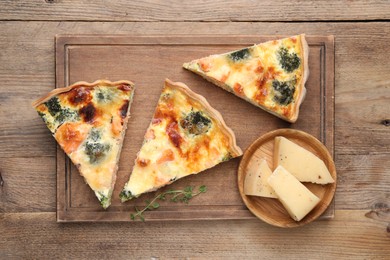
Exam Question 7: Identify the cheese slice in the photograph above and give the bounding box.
[268,165,320,221]
[274,136,334,184]
[244,158,277,198]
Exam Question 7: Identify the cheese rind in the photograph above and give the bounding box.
[268,165,320,221]
[244,159,277,198]
[274,136,334,184]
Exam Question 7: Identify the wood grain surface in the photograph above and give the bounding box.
[0,0,389,256]
[1,0,389,22]
[0,211,388,259]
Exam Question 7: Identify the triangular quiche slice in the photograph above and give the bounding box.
[32,80,135,209]
[183,34,309,123]
[120,79,242,202]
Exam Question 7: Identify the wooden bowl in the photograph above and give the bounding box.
[238,129,337,228]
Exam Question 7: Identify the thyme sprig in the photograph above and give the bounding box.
[130,185,207,221]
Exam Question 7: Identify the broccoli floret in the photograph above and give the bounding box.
[119,189,135,201]
[37,111,48,123]
[97,91,105,101]
[88,128,101,142]
[45,97,61,116]
[228,47,251,62]
[44,97,78,126]
[180,110,212,135]
[55,108,78,125]
[278,47,300,73]
[85,142,110,164]
[222,152,233,162]
[96,192,110,209]
[272,79,296,105]
[95,89,113,103]
[42,97,80,132]
[84,129,111,164]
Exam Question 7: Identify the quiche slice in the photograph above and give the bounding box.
[32,80,135,209]
[183,34,309,123]
[120,79,242,202]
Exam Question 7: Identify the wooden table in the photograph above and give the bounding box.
[1,1,389,258]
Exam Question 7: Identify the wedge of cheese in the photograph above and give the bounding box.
[268,165,320,221]
[274,136,334,184]
[244,158,277,198]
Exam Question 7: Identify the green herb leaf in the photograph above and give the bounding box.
[152,202,160,209]
[129,185,207,221]
[184,186,193,193]
[199,185,207,193]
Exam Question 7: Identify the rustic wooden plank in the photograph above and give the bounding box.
[336,153,390,210]
[336,83,390,155]
[0,211,388,259]
[0,157,56,213]
[0,75,57,158]
[1,0,389,22]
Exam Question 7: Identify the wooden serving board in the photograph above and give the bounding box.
[55,35,335,222]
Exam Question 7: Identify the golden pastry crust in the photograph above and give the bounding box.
[32,80,134,108]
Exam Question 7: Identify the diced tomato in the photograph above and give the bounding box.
[261,88,268,96]
[166,121,182,148]
[220,72,230,83]
[282,107,291,117]
[111,116,122,137]
[291,37,297,43]
[137,158,150,167]
[152,118,162,125]
[157,149,175,164]
[254,90,267,105]
[233,83,244,95]
[255,64,264,74]
[256,66,280,89]
[199,59,211,72]
[144,128,155,140]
